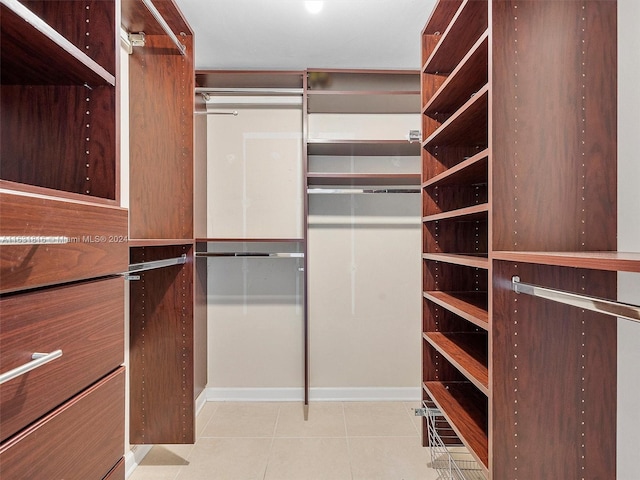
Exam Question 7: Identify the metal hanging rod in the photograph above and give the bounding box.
[141,0,186,55]
[307,188,421,194]
[127,254,187,274]
[195,87,304,96]
[512,276,640,323]
[196,252,304,258]
[194,110,239,116]
[0,235,70,245]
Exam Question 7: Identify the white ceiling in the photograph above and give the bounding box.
[172,0,437,71]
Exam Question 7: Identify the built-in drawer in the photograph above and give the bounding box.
[0,190,128,293]
[0,367,124,480]
[0,277,124,441]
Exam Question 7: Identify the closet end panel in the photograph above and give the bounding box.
[129,245,196,444]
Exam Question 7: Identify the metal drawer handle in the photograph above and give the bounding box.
[0,350,63,385]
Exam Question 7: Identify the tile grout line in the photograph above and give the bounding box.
[341,402,356,480]
[260,403,282,480]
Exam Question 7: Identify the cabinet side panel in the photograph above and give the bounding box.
[492,261,616,479]
[129,245,195,444]
[128,35,194,240]
[491,0,616,252]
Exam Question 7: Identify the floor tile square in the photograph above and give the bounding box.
[201,402,280,437]
[343,402,419,437]
[264,438,352,480]
[275,402,346,438]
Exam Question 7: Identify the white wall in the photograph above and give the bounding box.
[617,0,640,477]
[205,108,422,400]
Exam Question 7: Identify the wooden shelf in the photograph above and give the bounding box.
[307,173,421,186]
[423,381,488,473]
[423,85,488,149]
[424,33,488,117]
[307,140,420,157]
[0,1,114,85]
[128,239,194,247]
[422,150,488,188]
[423,252,489,270]
[196,238,304,244]
[492,251,640,273]
[423,291,488,329]
[422,203,488,222]
[424,0,488,75]
[424,332,488,395]
[307,91,420,114]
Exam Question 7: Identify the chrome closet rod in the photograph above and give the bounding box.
[128,254,187,273]
[141,0,186,55]
[195,87,304,96]
[307,188,420,194]
[195,252,304,258]
[512,276,640,323]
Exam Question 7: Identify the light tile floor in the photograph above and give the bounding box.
[128,401,445,480]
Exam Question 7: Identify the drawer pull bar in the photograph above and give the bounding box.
[0,350,63,385]
[0,236,70,245]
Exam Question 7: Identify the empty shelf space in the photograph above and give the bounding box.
[423,381,489,474]
[424,33,488,117]
[307,91,421,114]
[492,251,640,273]
[307,173,421,186]
[423,203,488,222]
[422,150,488,189]
[424,0,488,75]
[423,252,489,270]
[307,139,420,157]
[423,291,488,329]
[1,1,115,85]
[423,85,488,149]
[424,332,488,394]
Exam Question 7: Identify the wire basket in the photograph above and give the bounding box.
[426,405,486,480]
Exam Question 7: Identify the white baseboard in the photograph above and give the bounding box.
[206,386,421,402]
[125,444,153,479]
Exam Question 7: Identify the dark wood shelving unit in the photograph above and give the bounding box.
[423,0,488,75]
[422,150,488,188]
[422,204,487,222]
[422,85,488,149]
[424,332,488,394]
[422,253,488,270]
[423,33,488,117]
[423,291,488,329]
[421,0,620,478]
[123,0,205,447]
[423,381,489,474]
[0,2,114,86]
[1,0,124,477]
[306,69,420,114]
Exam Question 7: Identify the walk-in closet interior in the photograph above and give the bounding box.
[0,0,638,479]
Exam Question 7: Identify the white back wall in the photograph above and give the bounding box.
[617,0,640,476]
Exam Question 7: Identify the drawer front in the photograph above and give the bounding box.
[0,190,128,293]
[0,368,124,480]
[0,277,124,441]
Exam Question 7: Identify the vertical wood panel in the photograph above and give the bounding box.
[128,34,194,240]
[491,0,616,252]
[492,261,616,479]
[129,245,195,444]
